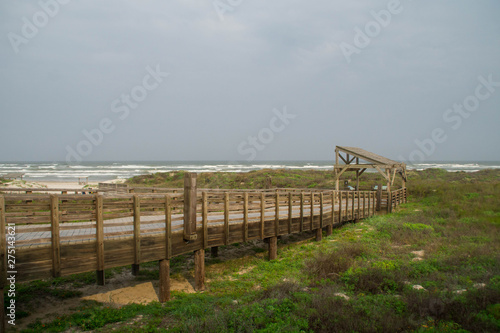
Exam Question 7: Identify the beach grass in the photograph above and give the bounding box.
[6,169,500,332]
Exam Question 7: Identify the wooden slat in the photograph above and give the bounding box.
[95,195,104,272]
[202,192,208,249]
[165,195,172,259]
[275,192,279,236]
[260,193,265,238]
[243,192,248,242]
[288,192,292,234]
[133,195,141,266]
[300,192,304,232]
[224,192,229,245]
[50,195,61,277]
[320,192,324,228]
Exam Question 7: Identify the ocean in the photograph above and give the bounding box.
[0,161,499,182]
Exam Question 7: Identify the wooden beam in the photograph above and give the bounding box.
[194,249,205,291]
[132,195,141,275]
[339,153,349,164]
[50,195,61,277]
[202,192,208,248]
[288,192,292,234]
[243,192,248,242]
[158,259,170,302]
[95,195,105,285]
[183,173,197,241]
[165,195,172,259]
[268,236,277,260]
[260,192,265,238]
[358,168,367,177]
[374,165,390,182]
[300,192,304,232]
[224,192,229,245]
[275,192,280,236]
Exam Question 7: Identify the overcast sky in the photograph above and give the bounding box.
[1,0,499,163]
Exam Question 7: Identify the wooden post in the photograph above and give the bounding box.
[345,192,349,220]
[310,192,314,231]
[202,192,208,248]
[260,192,265,238]
[352,191,356,221]
[183,173,197,241]
[319,192,324,229]
[288,192,292,234]
[300,192,304,232]
[268,236,277,260]
[224,192,229,245]
[339,191,343,223]
[367,192,371,217]
[0,196,6,333]
[165,196,172,259]
[194,249,205,291]
[274,192,279,236]
[132,195,140,276]
[159,259,170,302]
[160,195,172,302]
[376,183,382,211]
[50,195,61,277]
[243,192,248,242]
[95,195,105,285]
[326,191,333,236]
[388,190,393,213]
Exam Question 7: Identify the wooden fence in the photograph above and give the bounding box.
[0,183,407,328]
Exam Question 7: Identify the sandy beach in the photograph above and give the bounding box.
[0,178,127,191]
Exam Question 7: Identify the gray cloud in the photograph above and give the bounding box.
[1,0,499,162]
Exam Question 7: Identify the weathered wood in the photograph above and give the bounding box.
[224,192,229,245]
[183,173,197,241]
[352,191,356,221]
[319,192,324,228]
[275,193,280,236]
[288,192,292,234]
[243,192,248,242]
[388,190,393,213]
[202,192,208,248]
[310,192,314,230]
[50,195,61,277]
[260,192,265,238]
[165,195,172,259]
[268,236,277,260]
[194,249,205,291]
[95,195,105,285]
[159,259,170,302]
[315,227,322,242]
[300,192,304,232]
[132,195,140,275]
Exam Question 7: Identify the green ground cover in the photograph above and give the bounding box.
[5,169,500,332]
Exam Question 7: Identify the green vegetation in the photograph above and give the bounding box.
[7,169,500,332]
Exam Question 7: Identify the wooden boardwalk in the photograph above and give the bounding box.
[0,183,407,326]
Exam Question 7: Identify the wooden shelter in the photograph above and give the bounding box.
[334,146,407,191]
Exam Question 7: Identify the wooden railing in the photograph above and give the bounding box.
[0,185,407,322]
